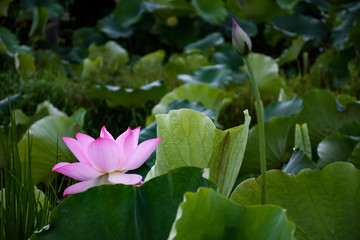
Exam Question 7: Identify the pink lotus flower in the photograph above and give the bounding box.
[52,126,162,197]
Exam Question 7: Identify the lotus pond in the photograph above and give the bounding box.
[1,0,360,239]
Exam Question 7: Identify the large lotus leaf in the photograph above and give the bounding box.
[81,56,102,79]
[184,32,224,51]
[309,49,354,88]
[277,36,305,66]
[29,7,48,38]
[143,0,194,19]
[133,49,165,82]
[32,167,216,240]
[212,44,244,73]
[14,100,66,139]
[240,116,295,175]
[282,150,317,175]
[272,14,327,40]
[113,0,144,28]
[164,51,210,79]
[264,96,303,122]
[317,134,358,168]
[15,52,36,78]
[208,110,250,197]
[146,109,216,180]
[0,0,13,17]
[191,0,227,23]
[0,27,22,57]
[225,0,287,22]
[88,41,128,66]
[177,64,232,88]
[100,14,133,39]
[231,162,360,240]
[296,89,349,146]
[151,83,237,118]
[242,53,286,96]
[138,100,217,165]
[169,188,295,239]
[331,2,360,49]
[18,116,80,184]
[91,80,167,108]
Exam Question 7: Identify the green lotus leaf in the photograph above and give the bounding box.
[231,162,360,240]
[151,83,237,120]
[29,7,49,38]
[91,80,167,108]
[32,167,216,240]
[282,150,317,175]
[317,134,358,168]
[296,89,359,146]
[264,96,303,122]
[112,0,144,29]
[240,116,295,175]
[272,14,327,40]
[177,64,232,88]
[191,0,227,24]
[184,32,224,51]
[169,188,295,239]
[15,53,36,79]
[277,36,305,66]
[242,53,286,96]
[208,110,250,197]
[146,109,216,180]
[18,116,81,184]
[226,0,287,22]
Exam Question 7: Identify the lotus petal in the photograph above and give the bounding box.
[108,172,142,185]
[87,138,121,172]
[52,162,103,181]
[122,137,162,171]
[100,125,115,140]
[62,137,91,165]
[63,176,109,196]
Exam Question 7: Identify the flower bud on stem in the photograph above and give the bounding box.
[232,18,267,204]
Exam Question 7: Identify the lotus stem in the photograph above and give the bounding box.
[244,56,267,204]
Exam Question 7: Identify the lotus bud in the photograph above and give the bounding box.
[232,18,252,56]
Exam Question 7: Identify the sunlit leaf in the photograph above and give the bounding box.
[18,116,80,184]
[146,109,216,179]
[208,110,250,197]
